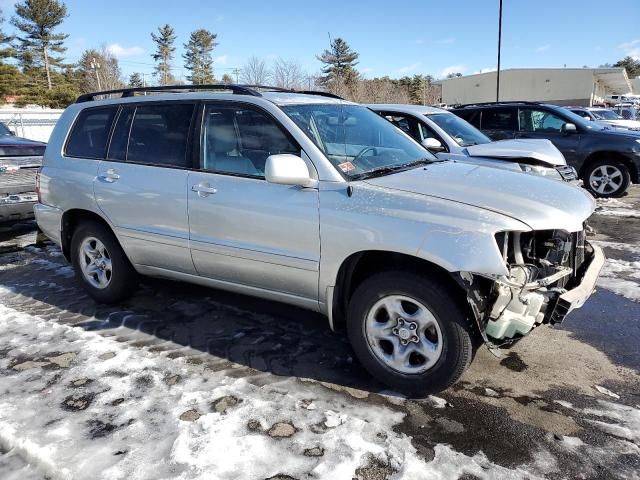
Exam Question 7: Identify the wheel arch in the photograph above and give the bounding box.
[60,209,119,262]
[579,151,639,183]
[330,250,476,332]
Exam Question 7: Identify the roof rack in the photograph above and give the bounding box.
[453,101,543,108]
[75,84,345,103]
[75,84,262,103]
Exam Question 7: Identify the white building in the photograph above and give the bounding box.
[434,67,633,107]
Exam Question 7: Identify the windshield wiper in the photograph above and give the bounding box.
[352,158,433,180]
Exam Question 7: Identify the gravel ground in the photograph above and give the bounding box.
[0,186,638,480]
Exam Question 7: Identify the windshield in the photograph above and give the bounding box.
[427,113,491,146]
[0,123,11,136]
[282,103,434,178]
[557,107,607,131]
[591,109,623,120]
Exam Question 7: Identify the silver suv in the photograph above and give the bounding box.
[35,85,604,394]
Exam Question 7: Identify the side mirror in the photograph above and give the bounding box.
[562,122,577,133]
[265,154,316,187]
[422,137,445,152]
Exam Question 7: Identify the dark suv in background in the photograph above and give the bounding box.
[451,102,640,197]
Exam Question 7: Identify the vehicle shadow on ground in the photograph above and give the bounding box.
[1,246,386,394]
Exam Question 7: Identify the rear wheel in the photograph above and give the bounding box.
[70,221,138,303]
[347,272,475,396]
[584,160,630,198]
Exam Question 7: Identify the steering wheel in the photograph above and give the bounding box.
[352,146,378,167]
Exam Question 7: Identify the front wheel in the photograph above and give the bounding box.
[583,160,630,198]
[70,221,138,303]
[347,272,475,396]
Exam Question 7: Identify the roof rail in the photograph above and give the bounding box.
[75,84,262,103]
[453,100,542,108]
[240,85,344,99]
[76,83,344,103]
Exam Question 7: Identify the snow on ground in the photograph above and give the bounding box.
[593,198,640,302]
[0,299,552,480]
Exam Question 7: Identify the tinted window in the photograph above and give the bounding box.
[65,107,118,158]
[519,108,567,133]
[0,122,11,135]
[201,105,299,178]
[382,114,422,142]
[107,106,135,161]
[127,103,194,167]
[481,108,517,130]
[453,109,481,128]
[427,113,491,146]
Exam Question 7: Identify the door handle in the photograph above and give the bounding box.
[99,169,120,183]
[191,183,217,197]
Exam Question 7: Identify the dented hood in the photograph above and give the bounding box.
[364,161,595,232]
[465,139,566,166]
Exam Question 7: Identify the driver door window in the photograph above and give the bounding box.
[519,109,566,133]
[201,105,299,178]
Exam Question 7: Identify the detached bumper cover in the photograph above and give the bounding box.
[549,243,605,323]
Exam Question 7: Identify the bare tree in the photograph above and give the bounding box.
[77,46,124,93]
[240,56,270,85]
[272,58,304,90]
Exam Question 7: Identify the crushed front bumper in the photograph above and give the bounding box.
[548,243,605,323]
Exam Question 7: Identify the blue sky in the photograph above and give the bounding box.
[1,0,639,80]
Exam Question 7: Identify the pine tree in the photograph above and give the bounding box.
[128,72,144,88]
[613,56,640,78]
[11,0,69,90]
[151,24,176,86]
[183,29,217,85]
[317,37,359,89]
[0,8,23,100]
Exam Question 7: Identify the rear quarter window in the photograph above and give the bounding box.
[481,108,517,131]
[65,107,118,159]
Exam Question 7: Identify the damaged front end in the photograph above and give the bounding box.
[459,228,605,348]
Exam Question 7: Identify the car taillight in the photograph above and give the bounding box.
[36,167,41,203]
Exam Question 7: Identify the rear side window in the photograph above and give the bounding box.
[453,109,481,128]
[107,106,135,161]
[127,103,195,167]
[481,108,517,130]
[65,107,118,159]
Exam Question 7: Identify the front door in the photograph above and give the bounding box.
[516,107,582,168]
[187,103,321,301]
[94,102,197,274]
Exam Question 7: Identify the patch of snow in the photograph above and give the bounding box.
[427,395,451,409]
[594,385,620,399]
[0,303,557,480]
[595,207,640,219]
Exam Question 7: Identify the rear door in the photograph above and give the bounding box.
[187,102,321,301]
[479,107,518,140]
[515,107,582,167]
[94,102,197,274]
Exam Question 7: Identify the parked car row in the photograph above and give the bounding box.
[450,101,640,197]
[33,84,605,395]
[568,106,640,132]
[0,122,46,224]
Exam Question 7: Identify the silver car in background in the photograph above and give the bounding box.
[35,85,604,395]
[369,104,579,183]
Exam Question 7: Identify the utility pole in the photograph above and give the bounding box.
[496,0,503,102]
[90,58,102,91]
[232,68,241,84]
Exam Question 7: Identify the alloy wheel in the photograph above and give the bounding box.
[589,165,624,195]
[364,295,443,374]
[78,237,112,289]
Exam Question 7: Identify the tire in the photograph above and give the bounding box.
[583,160,630,198]
[70,220,138,303]
[347,272,475,396]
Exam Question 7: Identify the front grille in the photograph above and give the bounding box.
[555,165,578,181]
